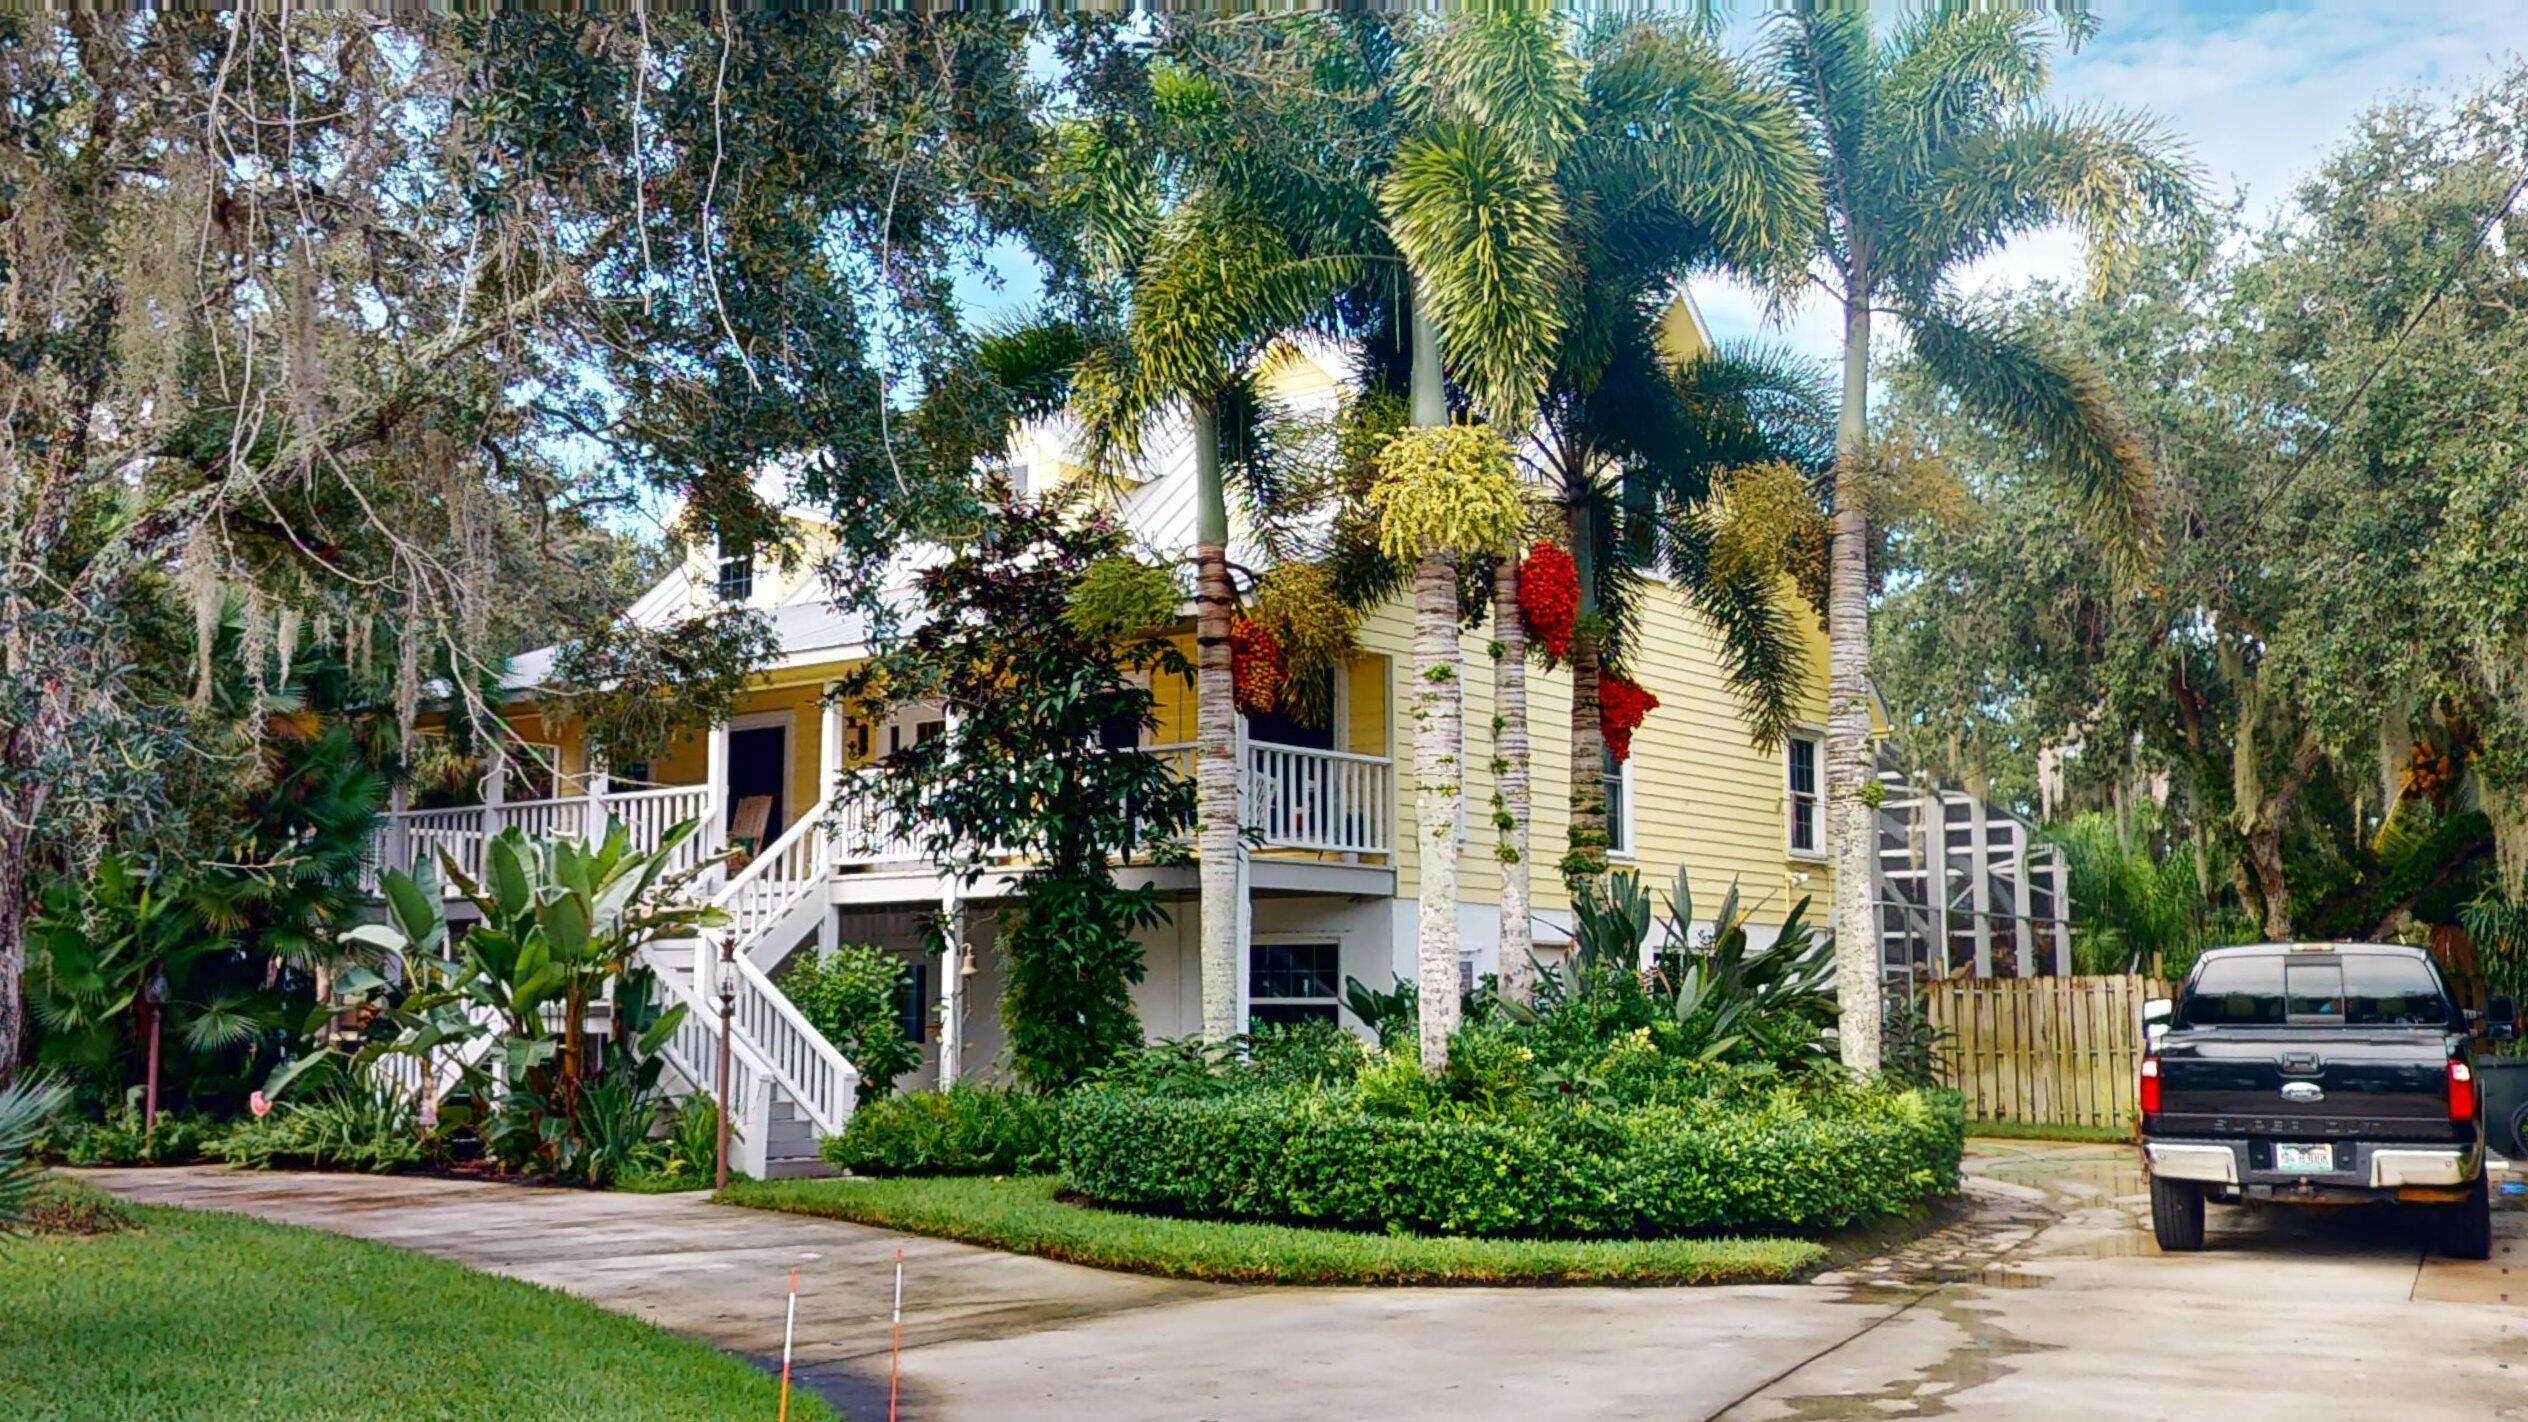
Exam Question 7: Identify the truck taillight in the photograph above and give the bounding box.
[2448,1058,2475,1122]
[2140,1056,2161,1115]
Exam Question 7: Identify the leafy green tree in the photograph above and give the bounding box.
[840,496,1196,1090]
[0,11,1038,1078]
[1770,8,2193,1068]
[1876,70,2528,949]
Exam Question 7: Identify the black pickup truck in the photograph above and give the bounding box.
[2140,942,2518,1258]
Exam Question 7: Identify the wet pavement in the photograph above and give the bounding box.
[78,1142,2528,1421]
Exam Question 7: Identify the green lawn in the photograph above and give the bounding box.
[1967,1119,2135,1145]
[720,1173,1825,1286]
[0,1196,839,1422]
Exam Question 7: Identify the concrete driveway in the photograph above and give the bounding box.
[82,1144,2527,1422]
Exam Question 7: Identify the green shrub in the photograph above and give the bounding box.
[211,1081,424,1173]
[37,1105,215,1167]
[822,1086,1058,1176]
[18,1174,138,1236]
[777,942,921,1101]
[1061,1081,1965,1239]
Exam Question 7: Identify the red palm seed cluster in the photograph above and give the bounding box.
[1599,673,1659,762]
[1517,540,1579,660]
[1230,614,1286,718]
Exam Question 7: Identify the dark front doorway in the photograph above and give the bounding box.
[726,724,787,841]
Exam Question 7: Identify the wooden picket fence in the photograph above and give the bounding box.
[1920,974,2168,1129]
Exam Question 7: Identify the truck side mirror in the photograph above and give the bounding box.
[2142,997,2172,1048]
[2489,995,2519,1045]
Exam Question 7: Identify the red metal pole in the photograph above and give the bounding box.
[143,999,162,1132]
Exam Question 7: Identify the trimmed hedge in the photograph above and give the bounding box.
[823,1085,1059,1176]
[1060,1085,1965,1238]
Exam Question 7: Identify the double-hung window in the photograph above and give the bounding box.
[715,535,755,602]
[1603,747,1633,857]
[1786,729,1824,859]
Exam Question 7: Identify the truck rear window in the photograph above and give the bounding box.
[2181,952,2453,1027]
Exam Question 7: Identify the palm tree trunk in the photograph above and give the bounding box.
[1492,556,1532,1005]
[1565,497,1608,891]
[1407,291,1461,1069]
[1412,548,1463,1070]
[1827,296,1881,1073]
[1192,398,1242,1043]
[0,823,25,1080]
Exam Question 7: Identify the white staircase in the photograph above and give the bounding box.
[644,796,859,1180]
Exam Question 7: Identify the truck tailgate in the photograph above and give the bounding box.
[2156,1029,2458,1140]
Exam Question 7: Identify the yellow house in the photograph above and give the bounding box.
[376,295,1843,1168]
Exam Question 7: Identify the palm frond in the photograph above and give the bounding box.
[1662,495,1809,750]
[1574,24,1822,281]
[1768,8,1876,231]
[0,1077,70,1234]
[1382,121,1568,426]
[1906,305,2156,575]
[1129,192,1362,406]
[1401,9,1586,167]
[1869,10,2051,182]
[1886,107,2197,297]
[973,316,1092,426]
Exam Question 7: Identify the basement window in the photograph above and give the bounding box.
[1249,941,1340,1027]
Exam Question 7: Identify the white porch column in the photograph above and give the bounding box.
[1233,718,1253,1031]
[1968,792,1993,977]
[937,889,964,1087]
[384,781,411,879]
[818,690,845,806]
[482,741,509,813]
[582,749,609,845]
[2010,823,2036,978]
[2049,846,2073,976]
[705,721,731,853]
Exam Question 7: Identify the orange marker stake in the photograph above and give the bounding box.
[777,1266,799,1422]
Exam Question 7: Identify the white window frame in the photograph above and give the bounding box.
[1785,723,1827,862]
[1246,934,1345,1030]
[1604,747,1636,860]
[715,535,756,603]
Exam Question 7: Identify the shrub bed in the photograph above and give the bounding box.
[822,1084,1059,1176]
[1060,1083,1965,1238]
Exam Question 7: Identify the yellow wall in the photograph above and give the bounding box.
[1362,586,1835,931]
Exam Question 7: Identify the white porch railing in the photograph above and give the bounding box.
[673,795,857,1137]
[830,792,926,867]
[365,738,1393,891]
[369,785,720,889]
[1145,739,1393,856]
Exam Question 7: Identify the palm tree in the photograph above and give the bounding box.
[1105,195,1360,1044]
[1380,10,1584,1058]
[1771,9,2193,1069]
[1435,21,1824,890]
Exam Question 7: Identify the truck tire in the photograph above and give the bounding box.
[2151,1174,2206,1252]
[2438,1173,2492,1261]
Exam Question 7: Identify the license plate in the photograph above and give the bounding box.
[2276,1142,2334,1174]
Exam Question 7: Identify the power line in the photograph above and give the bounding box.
[2252,156,2528,523]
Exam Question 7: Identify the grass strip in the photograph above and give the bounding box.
[0,1201,838,1422]
[720,1173,1824,1286]
[1968,1120,2135,1144]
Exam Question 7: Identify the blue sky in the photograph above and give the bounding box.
[1693,0,2528,360]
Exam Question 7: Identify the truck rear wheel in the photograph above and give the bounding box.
[2438,1174,2492,1261]
[2151,1174,2206,1252]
